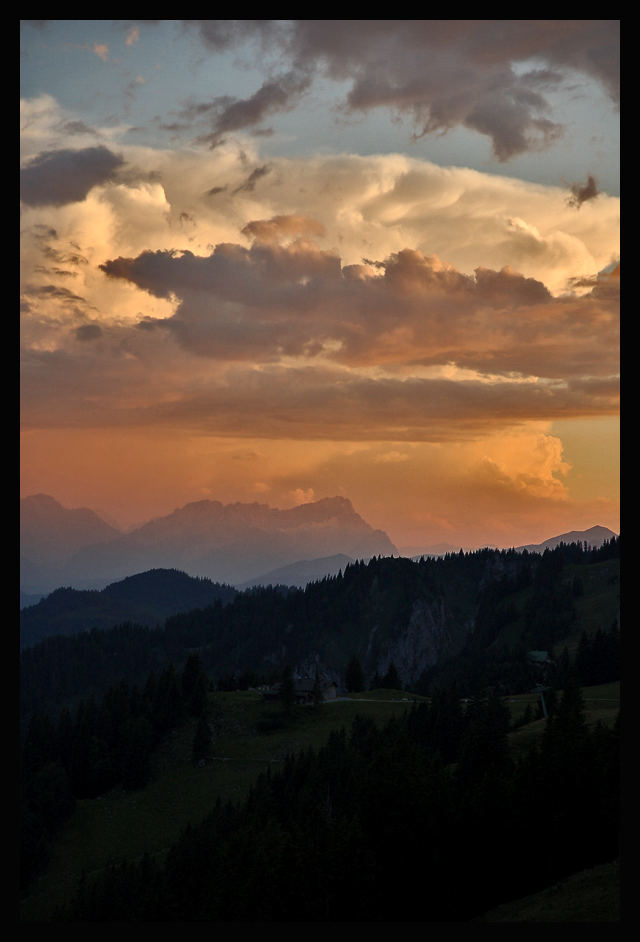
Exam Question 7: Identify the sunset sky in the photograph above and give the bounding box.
[20,20,619,551]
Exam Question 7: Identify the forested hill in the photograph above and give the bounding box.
[20,538,619,721]
[20,538,620,920]
[20,569,237,649]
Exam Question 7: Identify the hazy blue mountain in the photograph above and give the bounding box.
[401,526,618,560]
[20,590,45,609]
[20,494,122,594]
[399,542,463,557]
[237,553,357,589]
[514,525,618,554]
[22,495,398,590]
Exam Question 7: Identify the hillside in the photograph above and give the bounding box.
[20,537,620,923]
[20,537,620,723]
[19,569,237,649]
[474,859,620,922]
[20,680,620,923]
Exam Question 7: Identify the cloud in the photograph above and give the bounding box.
[125,76,146,101]
[241,214,326,244]
[98,239,618,380]
[58,119,97,137]
[289,487,315,505]
[566,174,600,209]
[20,338,618,443]
[192,69,314,148]
[19,133,618,464]
[184,19,619,160]
[20,145,124,206]
[93,42,109,62]
[20,115,615,296]
[75,323,103,341]
[373,450,411,463]
[232,164,271,193]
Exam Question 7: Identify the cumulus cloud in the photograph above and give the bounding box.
[20,145,124,206]
[20,133,612,298]
[19,129,618,484]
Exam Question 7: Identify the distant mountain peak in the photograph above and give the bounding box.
[22,493,60,507]
[514,524,618,554]
[21,493,397,591]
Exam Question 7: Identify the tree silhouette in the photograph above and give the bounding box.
[192,715,213,765]
[381,662,401,690]
[345,655,365,693]
[280,664,295,715]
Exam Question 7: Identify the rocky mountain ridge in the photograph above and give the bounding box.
[20,494,397,593]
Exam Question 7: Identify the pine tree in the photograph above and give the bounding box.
[382,662,401,690]
[280,664,296,715]
[192,714,213,765]
[182,653,209,717]
[345,655,365,693]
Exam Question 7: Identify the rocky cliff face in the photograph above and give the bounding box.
[372,597,473,689]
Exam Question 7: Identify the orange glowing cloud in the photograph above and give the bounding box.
[96,239,618,384]
[19,97,618,547]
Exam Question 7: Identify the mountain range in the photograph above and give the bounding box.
[20,493,397,595]
[20,493,618,599]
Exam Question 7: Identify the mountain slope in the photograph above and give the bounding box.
[237,553,356,589]
[20,568,236,649]
[59,496,398,587]
[514,525,617,553]
[20,494,121,593]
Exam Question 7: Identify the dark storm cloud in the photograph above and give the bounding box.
[99,239,618,380]
[566,175,600,209]
[232,164,271,193]
[188,69,313,148]
[20,146,124,206]
[183,19,619,161]
[75,324,103,341]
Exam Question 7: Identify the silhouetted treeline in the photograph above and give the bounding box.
[21,539,619,722]
[414,538,619,697]
[20,654,211,891]
[550,621,621,690]
[20,568,237,649]
[60,677,619,922]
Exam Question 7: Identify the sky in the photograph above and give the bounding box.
[20,20,620,551]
